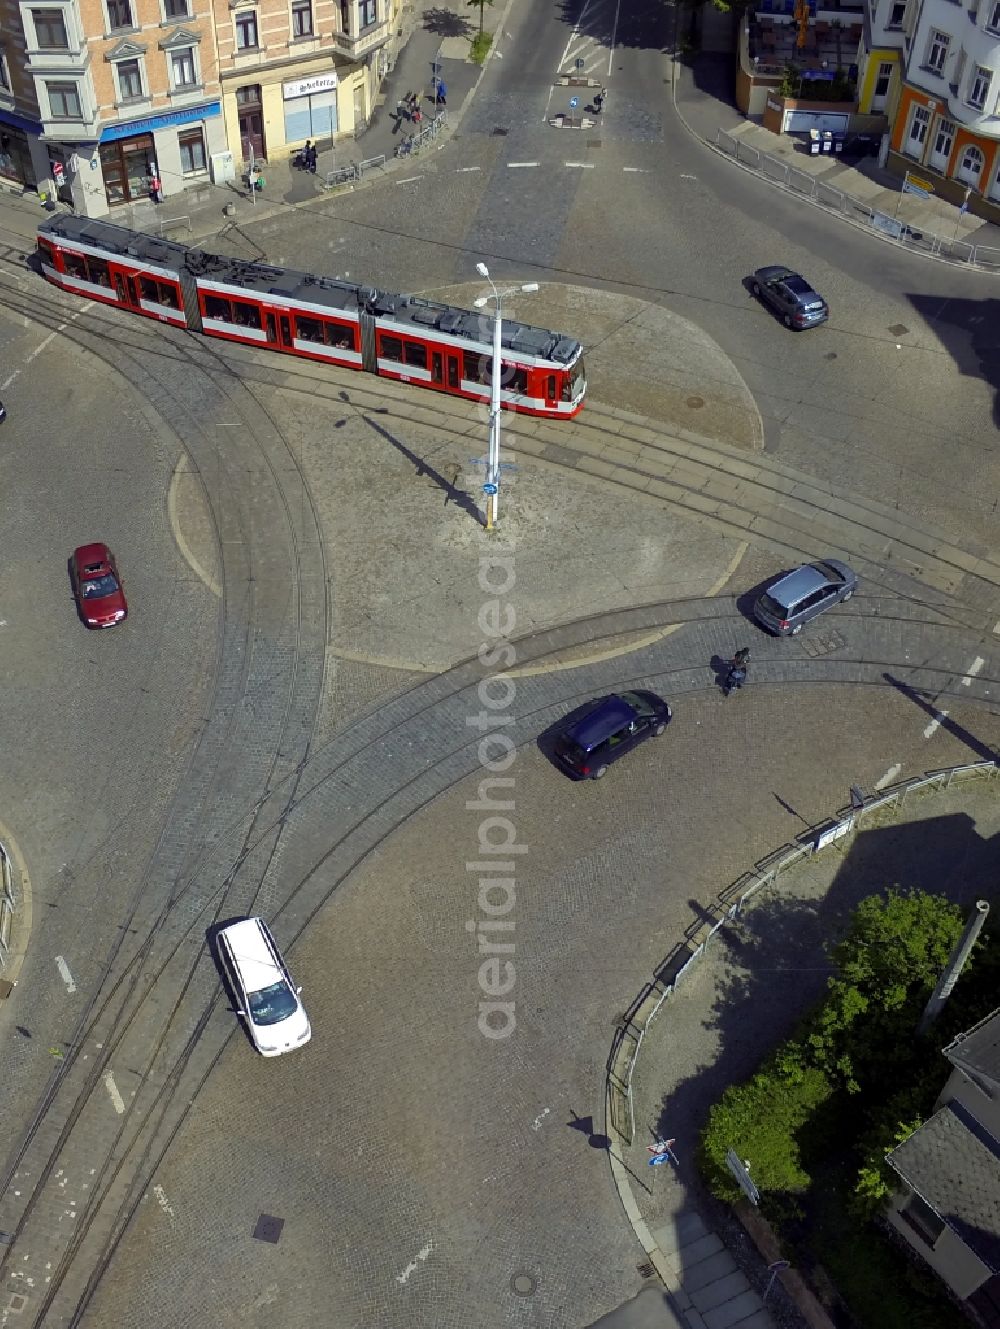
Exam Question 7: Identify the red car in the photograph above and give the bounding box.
[71,543,128,628]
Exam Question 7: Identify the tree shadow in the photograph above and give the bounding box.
[421,5,474,37]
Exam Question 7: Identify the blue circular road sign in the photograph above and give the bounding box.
[569,96,579,109]
[483,482,498,495]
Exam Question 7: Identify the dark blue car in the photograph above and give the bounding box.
[750,265,829,330]
[553,690,671,780]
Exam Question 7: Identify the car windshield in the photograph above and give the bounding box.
[784,275,812,295]
[82,573,119,599]
[248,980,297,1026]
[812,561,845,584]
[619,690,652,717]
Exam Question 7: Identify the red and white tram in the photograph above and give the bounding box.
[36,215,587,419]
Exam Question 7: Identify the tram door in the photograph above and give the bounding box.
[112,271,142,311]
[265,312,294,350]
[544,373,558,412]
[446,354,461,393]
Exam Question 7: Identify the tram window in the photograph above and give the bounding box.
[328,324,355,350]
[233,301,261,330]
[447,357,459,388]
[404,342,427,370]
[561,378,573,402]
[432,352,442,383]
[380,335,403,362]
[547,375,557,400]
[464,350,488,383]
[506,367,527,394]
[38,239,55,264]
[295,315,322,342]
[64,252,87,279]
[87,258,111,287]
[159,285,179,309]
[140,276,159,302]
[205,294,232,321]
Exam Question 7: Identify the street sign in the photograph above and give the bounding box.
[902,172,933,197]
[648,1153,670,1167]
[483,482,498,495]
[569,96,579,108]
[724,1149,760,1205]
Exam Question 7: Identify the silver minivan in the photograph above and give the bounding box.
[216,916,311,1057]
[753,559,858,635]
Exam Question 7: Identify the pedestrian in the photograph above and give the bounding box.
[593,86,606,114]
[395,96,407,128]
[723,647,750,697]
[434,78,447,107]
[299,139,312,169]
[149,163,162,203]
[306,141,317,173]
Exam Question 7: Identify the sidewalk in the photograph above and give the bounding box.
[674,28,1000,257]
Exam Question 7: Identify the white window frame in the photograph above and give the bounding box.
[0,50,11,90]
[925,29,949,73]
[170,46,198,89]
[874,61,893,97]
[105,0,135,30]
[29,6,71,49]
[988,0,1000,33]
[932,117,954,157]
[114,55,145,102]
[162,0,189,17]
[968,65,991,109]
[234,10,259,49]
[178,126,207,174]
[958,144,984,182]
[906,103,930,153]
[887,0,906,26]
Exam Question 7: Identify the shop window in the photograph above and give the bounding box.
[164,0,188,14]
[46,80,81,118]
[107,0,133,29]
[116,58,143,102]
[31,9,69,49]
[380,335,403,362]
[87,257,111,287]
[232,300,261,329]
[292,0,313,36]
[235,11,259,49]
[171,49,197,88]
[64,252,87,278]
[178,128,206,173]
[205,294,232,321]
[404,342,427,369]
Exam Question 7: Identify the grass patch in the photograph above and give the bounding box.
[470,31,492,64]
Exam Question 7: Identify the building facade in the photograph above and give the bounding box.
[0,0,400,215]
[883,0,1000,213]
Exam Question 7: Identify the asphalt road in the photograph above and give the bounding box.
[0,0,998,1326]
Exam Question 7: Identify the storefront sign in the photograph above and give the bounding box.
[283,73,338,99]
[99,101,220,143]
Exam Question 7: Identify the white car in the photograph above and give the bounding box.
[216,916,311,1057]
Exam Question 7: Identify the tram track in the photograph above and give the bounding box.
[0,265,330,1325]
[1,261,999,1323]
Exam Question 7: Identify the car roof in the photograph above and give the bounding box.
[218,917,285,995]
[783,274,817,297]
[769,563,831,605]
[566,695,636,749]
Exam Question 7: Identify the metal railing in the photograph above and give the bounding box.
[607,758,1000,1144]
[322,152,389,190]
[713,128,998,270]
[0,840,17,973]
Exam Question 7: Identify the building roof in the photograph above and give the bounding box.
[945,1006,1000,1093]
[887,1097,1000,1273]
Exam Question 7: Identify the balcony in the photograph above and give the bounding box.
[331,16,391,60]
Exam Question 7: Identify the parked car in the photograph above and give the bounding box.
[753,559,858,635]
[215,916,311,1057]
[71,542,127,628]
[552,690,671,780]
[749,266,829,330]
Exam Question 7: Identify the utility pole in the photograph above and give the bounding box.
[918,900,989,1036]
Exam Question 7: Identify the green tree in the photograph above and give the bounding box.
[467,0,494,35]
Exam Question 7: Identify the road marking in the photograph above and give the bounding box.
[507,161,539,168]
[564,161,595,169]
[152,1184,175,1220]
[395,175,421,185]
[622,166,649,173]
[54,956,76,993]
[680,173,698,179]
[924,711,948,739]
[962,656,985,686]
[103,1072,126,1115]
[396,1242,433,1285]
[874,764,901,790]
[456,166,482,172]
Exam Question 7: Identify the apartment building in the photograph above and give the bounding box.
[0,0,399,216]
[884,0,1000,213]
[214,0,399,170]
[0,0,224,214]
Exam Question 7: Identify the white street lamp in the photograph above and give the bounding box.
[474,262,539,531]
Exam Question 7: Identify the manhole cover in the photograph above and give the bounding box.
[888,323,909,336]
[685,395,704,409]
[637,1259,656,1278]
[253,1213,285,1244]
[511,1272,537,1296]
[491,127,509,137]
[824,351,837,361]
